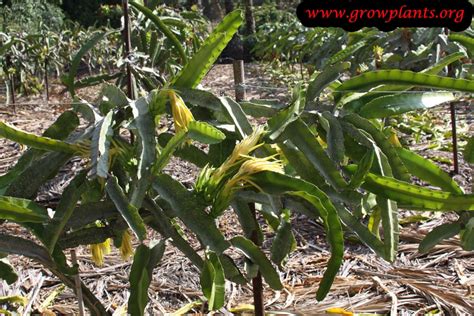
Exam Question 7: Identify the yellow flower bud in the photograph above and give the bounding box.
[119,230,134,260]
[169,90,194,133]
[90,238,111,267]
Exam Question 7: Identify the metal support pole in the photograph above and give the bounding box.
[233,60,246,102]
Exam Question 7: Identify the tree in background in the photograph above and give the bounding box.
[1,0,64,32]
[243,0,255,35]
[202,0,224,22]
[61,0,122,28]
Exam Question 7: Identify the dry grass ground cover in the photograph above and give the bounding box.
[0,64,472,315]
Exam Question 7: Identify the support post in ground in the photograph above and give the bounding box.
[9,75,15,113]
[70,249,85,316]
[122,0,134,100]
[233,59,246,102]
[248,203,264,316]
[44,58,50,102]
[450,102,459,174]
[443,27,459,174]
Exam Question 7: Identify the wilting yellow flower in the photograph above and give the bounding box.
[196,127,267,204]
[214,156,283,213]
[223,156,284,193]
[169,90,194,133]
[212,126,265,181]
[119,230,134,260]
[90,238,111,267]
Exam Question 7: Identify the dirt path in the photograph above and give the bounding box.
[0,64,472,315]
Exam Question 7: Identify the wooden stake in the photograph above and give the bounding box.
[450,102,459,174]
[10,74,16,113]
[44,58,50,102]
[249,203,264,316]
[70,250,85,316]
[122,0,134,100]
[233,60,246,102]
[444,28,459,174]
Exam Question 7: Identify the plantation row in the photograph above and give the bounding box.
[0,1,473,315]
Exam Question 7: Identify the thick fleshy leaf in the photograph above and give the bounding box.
[231,236,283,290]
[326,41,366,66]
[231,199,262,244]
[158,133,209,168]
[152,174,230,254]
[419,222,461,253]
[397,147,463,194]
[376,197,398,262]
[306,62,350,106]
[153,130,187,173]
[270,209,296,268]
[321,112,345,163]
[0,111,79,192]
[250,171,344,299]
[336,70,474,100]
[172,10,243,88]
[74,72,121,90]
[145,199,204,269]
[62,32,106,95]
[465,136,474,164]
[130,97,157,209]
[283,119,347,190]
[358,92,455,119]
[335,205,386,259]
[90,111,114,178]
[348,149,374,189]
[128,244,151,316]
[0,196,48,223]
[345,165,474,211]
[240,100,287,117]
[219,254,247,285]
[0,259,18,285]
[267,93,304,141]
[0,235,108,314]
[44,172,87,252]
[0,121,85,154]
[99,83,129,114]
[219,97,253,138]
[200,252,225,310]
[5,152,72,199]
[188,121,226,144]
[130,1,187,63]
[449,34,474,55]
[461,217,474,251]
[106,176,147,241]
[342,113,410,182]
[342,53,466,111]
